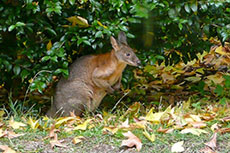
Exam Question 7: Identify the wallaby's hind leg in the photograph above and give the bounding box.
[56,98,86,116]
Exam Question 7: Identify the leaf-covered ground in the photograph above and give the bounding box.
[0,101,230,153]
[1,43,230,153]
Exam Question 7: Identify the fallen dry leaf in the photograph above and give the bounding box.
[157,127,174,133]
[0,145,16,153]
[0,129,7,138]
[190,121,207,128]
[200,146,216,153]
[73,119,91,131]
[181,128,208,136]
[72,136,85,144]
[49,123,60,138]
[171,141,185,152]
[204,132,217,151]
[220,116,230,122]
[102,126,118,135]
[210,123,219,132]
[9,118,26,129]
[217,128,230,134]
[119,118,129,128]
[0,122,3,127]
[55,117,75,127]
[7,131,25,139]
[0,110,5,117]
[50,133,67,149]
[121,131,142,151]
[27,117,39,130]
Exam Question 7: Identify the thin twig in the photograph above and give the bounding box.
[111,90,131,113]
[23,70,52,103]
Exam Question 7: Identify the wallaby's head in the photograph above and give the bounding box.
[110,32,141,67]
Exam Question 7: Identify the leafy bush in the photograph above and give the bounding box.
[1,0,230,108]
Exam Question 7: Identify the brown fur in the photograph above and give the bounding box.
[47,32,140,117]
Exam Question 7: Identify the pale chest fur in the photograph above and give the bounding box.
[107,62,126,85]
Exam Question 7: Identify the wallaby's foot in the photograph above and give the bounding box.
[106,86,115,94]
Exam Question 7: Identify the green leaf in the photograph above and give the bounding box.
[55,68,69,76]
[3,60,12,71]
[119,25,128,32]
[13,65,21,75]
[41,56,50,62]
[15,22,26,27]
[50,56,58,62]
[37,81,46,93]
[127,33,135,38]
[155,55,165,60]
[190,3,198,12]
[46,27,57,36]
[21,69,29,81]
[83,40,91,46]
[168,8,176,18]
[69,0,75,5]
[95,31,103,38]
[219,97,226,105]
[224,75,230,88]
[214,84,224,96]
[8,25,15,32]
[184,4,191,13]
[178,23,183,30]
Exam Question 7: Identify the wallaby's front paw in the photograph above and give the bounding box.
[106,86,115,94]
[113,84,120,91]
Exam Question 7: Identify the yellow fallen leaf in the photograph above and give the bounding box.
[206,73,224,85]
[146,105,171,123]
[130,122,146,129]
[102,126,118,135]
[27,117,39,130]
[181,128,208,136]
[0,110,5,117]
[171,141,185,152]
[55,117,75,127]
[97,20,108,29]
[73,119,91,131]
[143,130,155,142]
[72,136,85,144]
[184,76,201,83]
[189,115,202,122]
[146,108,164,123]
[215,46,227,55]
[46,40,52,50]
[66,16,89,27]
[9,118,26,129]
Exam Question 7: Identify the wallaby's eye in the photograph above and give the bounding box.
[126,53,130,56]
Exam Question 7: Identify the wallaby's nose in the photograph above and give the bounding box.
[137,59,141,66]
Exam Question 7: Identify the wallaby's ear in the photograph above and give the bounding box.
[110,36,120,51]
[118,31,127,45]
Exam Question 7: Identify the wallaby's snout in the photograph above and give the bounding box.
[128,53,141,67]
[136,58,141,66]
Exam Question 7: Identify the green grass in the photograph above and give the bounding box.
[1,124,230,153]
